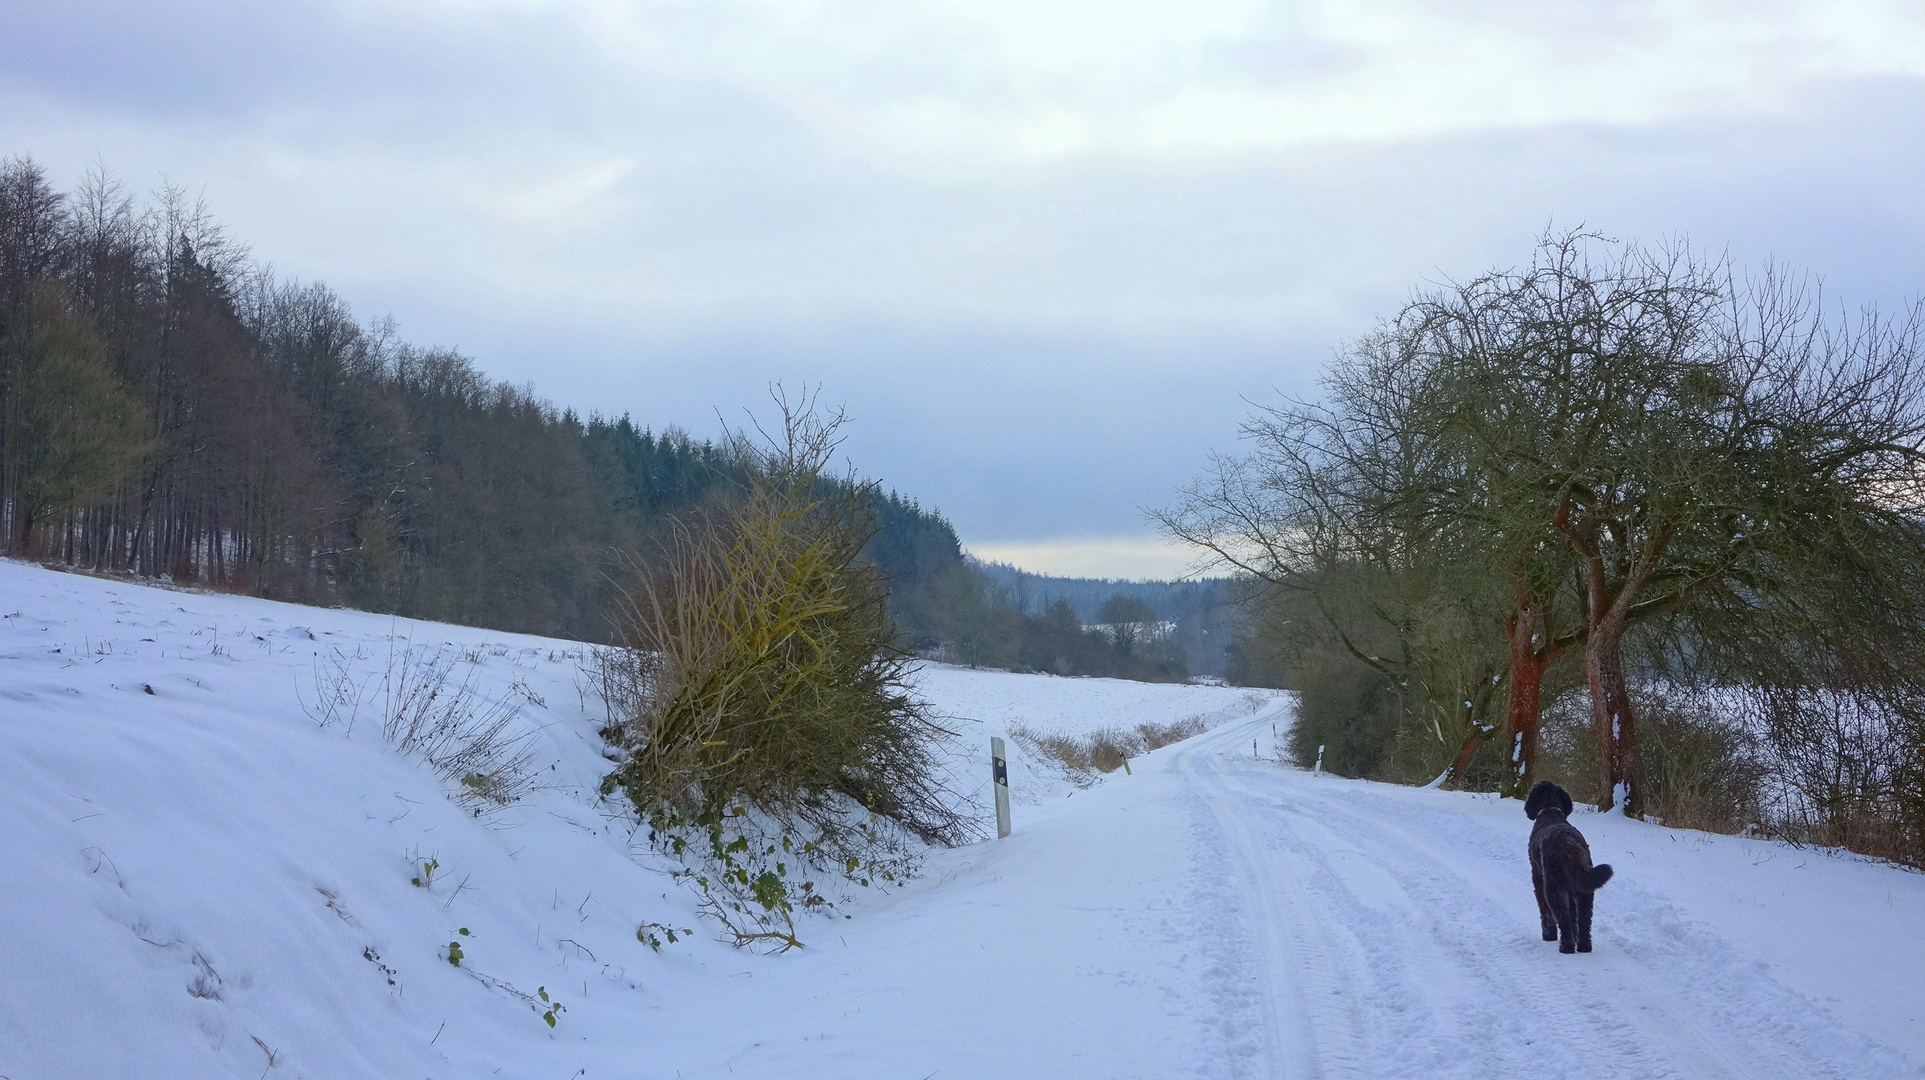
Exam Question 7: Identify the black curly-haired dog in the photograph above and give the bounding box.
[1526,780,1613,954]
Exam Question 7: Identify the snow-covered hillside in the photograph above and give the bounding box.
[3,560,1921,1078]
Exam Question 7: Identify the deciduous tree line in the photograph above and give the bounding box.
[1161,231,1925,864]
[924,568,1197,682]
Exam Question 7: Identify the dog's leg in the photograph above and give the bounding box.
[1533,864,1556,942]
[1554,893,1577,954]
[1577,890,1594,953]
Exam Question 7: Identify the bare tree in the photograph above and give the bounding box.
[1155,327,1514,786]
[1166,229,1925,822]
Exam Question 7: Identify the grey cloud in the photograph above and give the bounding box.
[6,2,1925,567]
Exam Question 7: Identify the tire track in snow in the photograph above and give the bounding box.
[1174,713,1370,1080]
[1265,767,1917,1080]
[1222,762,1748,1079]
[1277,783,1761,1078]
[1161,714,1913,1080]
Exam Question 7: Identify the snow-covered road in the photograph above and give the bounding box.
[1170,718,1920,1080]
[652,708,1922,1079]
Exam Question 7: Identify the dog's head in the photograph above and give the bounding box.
[1525,780,1573,820]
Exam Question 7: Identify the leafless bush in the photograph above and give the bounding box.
[299,647,368,731]
[1539,684,1768,835]
[1540,676,1925,862]
[1738,687,1921,864]
[1636,691,1770,834]
[581,643,648,743]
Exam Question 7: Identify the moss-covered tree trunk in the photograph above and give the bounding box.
[1501,598,1550,798]
[1564,511,1667,817]
[1585,606,1641,815]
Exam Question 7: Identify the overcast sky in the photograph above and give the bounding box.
[7,1,1925,577]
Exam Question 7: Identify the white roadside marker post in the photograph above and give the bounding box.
[1314,743,1325,776]
[991,736,1012,839]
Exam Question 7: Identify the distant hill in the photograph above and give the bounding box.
[972,560,1240,678]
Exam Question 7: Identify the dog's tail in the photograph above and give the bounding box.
[1588,864,1614,890]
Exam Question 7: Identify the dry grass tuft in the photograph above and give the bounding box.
[304,642,543,809]
[1009,714,1211,783]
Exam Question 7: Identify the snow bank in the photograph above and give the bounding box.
[0,560,682,1077]
[0,561,1271,1078]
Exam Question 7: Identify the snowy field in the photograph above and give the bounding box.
[2,559,1922,1078]
[912,661,1281,806]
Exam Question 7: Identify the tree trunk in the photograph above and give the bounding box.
[1501,599,1549,798]
[1557,506,1660,817]
[1586,609,1641,815]
[1442,726,1484,790]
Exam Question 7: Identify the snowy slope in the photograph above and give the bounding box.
[3,560,1922,1079]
